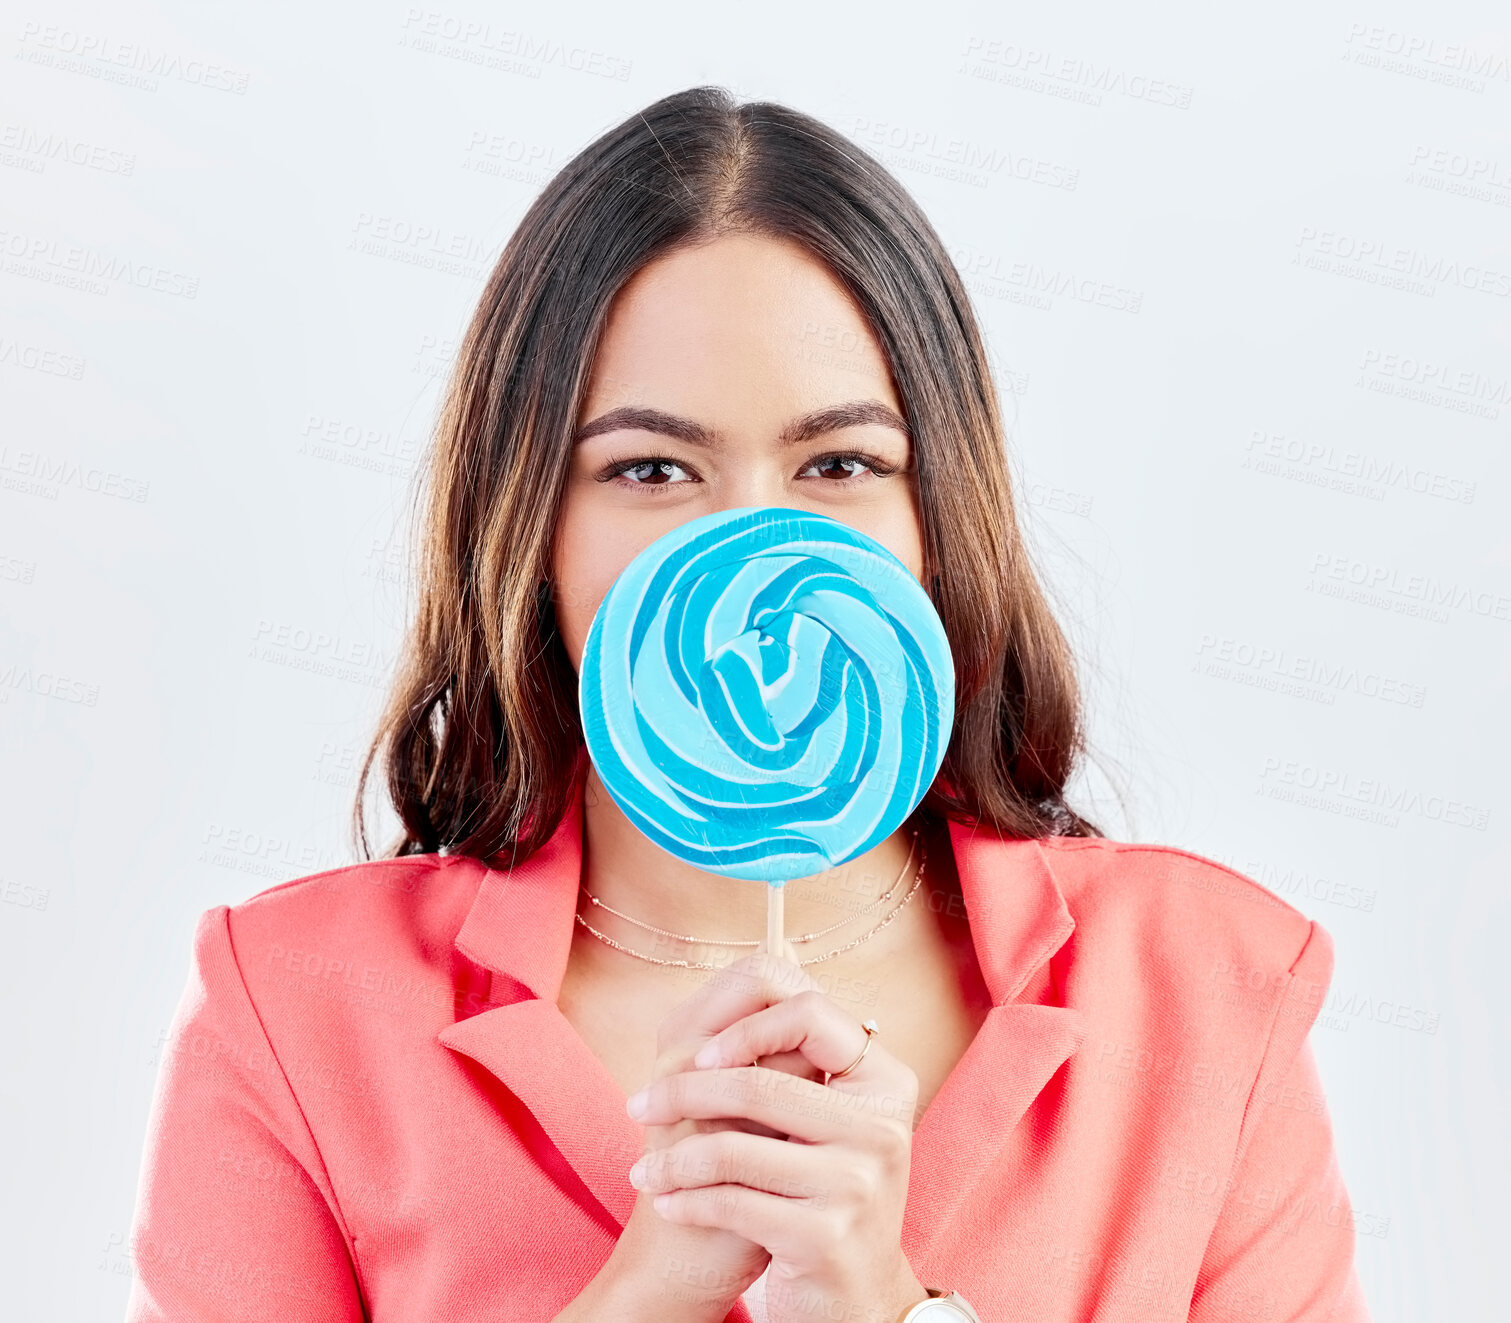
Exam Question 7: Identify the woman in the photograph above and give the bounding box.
[125,87,1370,1322]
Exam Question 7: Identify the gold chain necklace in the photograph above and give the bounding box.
[574,832,927,970]
[580,830,919,945]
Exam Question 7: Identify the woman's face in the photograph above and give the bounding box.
[551,232,923,671]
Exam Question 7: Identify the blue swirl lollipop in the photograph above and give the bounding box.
[578,506,954,885]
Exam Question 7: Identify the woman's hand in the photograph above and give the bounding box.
[604,944,825,1321]
[624,951,930,1323]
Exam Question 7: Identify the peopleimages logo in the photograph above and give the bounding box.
[1353,346,1509,426]
[0,226,199,298]
[1206,852,1379,915]
[1306,552,1511,625]
[1341,23,1511,82]
[842,116,1081,192]
[15,21,252,93]
[1242,430,1477,506]
[958,36,1195,108]
[0,447,148,502]
[949,243,1143,313]
[247,619,394,690]
[1194,633,1427,707]
[397,10,633,80]
[1256,756,1489,831]
[1407,145,1511,189]
[0,335,87,379]
[1295,226,1511,297]
[0,122,137,175]
[0,661,100,707]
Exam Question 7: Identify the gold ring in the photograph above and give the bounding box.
[824,1019,880,1085]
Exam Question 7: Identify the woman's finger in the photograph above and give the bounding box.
[631,1126,838,1205]
[693,988,883,1084]
[639,951,828,1145]
[650,1182,823,1262]
[654,949,824,1073]
[670,948,820,1032]
[629,1063,916,1144]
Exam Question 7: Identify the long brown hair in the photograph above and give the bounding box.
[352,85,1102,868]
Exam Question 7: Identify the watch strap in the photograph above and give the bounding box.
[898,1287,983,1322]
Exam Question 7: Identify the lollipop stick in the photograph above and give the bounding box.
[765,882,784,959]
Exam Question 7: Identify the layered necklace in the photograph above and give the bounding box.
[574,829,928,970]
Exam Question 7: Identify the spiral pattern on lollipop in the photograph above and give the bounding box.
[579,506,955,883]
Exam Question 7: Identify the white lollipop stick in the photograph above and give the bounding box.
[764,882,784,959]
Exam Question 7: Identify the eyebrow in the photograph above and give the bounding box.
[571,399,911,450]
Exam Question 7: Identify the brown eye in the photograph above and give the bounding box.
[625,460,676,484]
[798,451,896,483]
[600,456,697,491]
[814,456,868,480]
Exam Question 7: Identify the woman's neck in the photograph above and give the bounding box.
[576,762,927,968]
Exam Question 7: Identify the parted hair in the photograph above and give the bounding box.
[352,84,1102,867]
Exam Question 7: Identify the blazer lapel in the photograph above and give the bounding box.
[900,820,1086,1264]
[437,999,644,1229]
[436,762,646,1230]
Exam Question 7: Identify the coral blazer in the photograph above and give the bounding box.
[124,773,1371,1322]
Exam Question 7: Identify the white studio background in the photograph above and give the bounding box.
[2,1,1506,1317]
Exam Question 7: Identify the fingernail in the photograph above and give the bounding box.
[625,1089,648,1119]
[693,1041,720,1069]
[628,1160,647,1188]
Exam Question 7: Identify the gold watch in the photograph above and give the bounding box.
[898,1287,982,1321]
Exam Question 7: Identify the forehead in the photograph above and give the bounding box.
[582,233,898,416]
